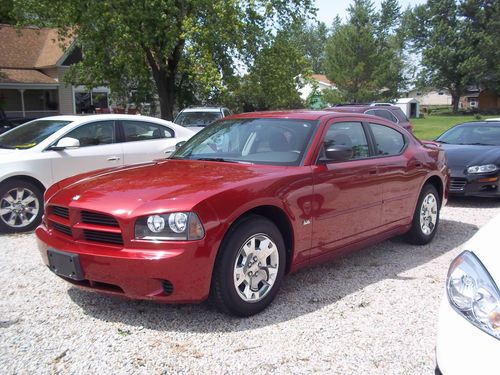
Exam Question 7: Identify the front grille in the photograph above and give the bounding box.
[450,178,467,192]
[81,211,119,227]
[51,221,72,237]
[83,229,123,245]
[52,206,69,219]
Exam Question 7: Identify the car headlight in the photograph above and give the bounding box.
[135,212,205,240]
[467,164,497,174]
[447,251,500,340]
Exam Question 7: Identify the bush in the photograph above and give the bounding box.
[474,114,482,120]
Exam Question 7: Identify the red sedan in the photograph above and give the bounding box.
[36,111,448,316]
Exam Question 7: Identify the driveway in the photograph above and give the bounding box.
[1,198,499,374]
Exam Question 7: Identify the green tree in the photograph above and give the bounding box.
[0,0,15,24]
[14,0,315,120]
[407,0,480,113]
[324,0,406,103]
[288,21,329,74]
[461,0,500,93]
[229,30,309,112]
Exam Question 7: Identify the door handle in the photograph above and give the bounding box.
[368,168,378,175]
[107,156,121,161]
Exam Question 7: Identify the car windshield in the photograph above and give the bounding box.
[175,111,222,127]
[172,118,317,166]
[436,123,500,146]
[0,119,71,149]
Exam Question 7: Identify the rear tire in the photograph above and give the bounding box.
[405,184,440,245]
[0,179,44,233]
[210,215,286,317]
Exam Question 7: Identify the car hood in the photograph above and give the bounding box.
[51,159,283,216]
[466,213,500,283]
[440,144,500,175]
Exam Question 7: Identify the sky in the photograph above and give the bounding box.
[314,0,427,25]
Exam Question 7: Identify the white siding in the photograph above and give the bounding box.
[57,67,74,114]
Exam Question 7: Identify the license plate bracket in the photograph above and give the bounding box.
[47,248,84,281]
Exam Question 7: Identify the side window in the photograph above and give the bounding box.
[370,123,405,156]
[121,121,174,142]
[366,109,398,123]
[323,122,369,161]
[64,121,115,147]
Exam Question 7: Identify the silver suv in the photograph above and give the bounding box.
[174,106,232,132]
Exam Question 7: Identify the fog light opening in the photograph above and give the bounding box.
[161,280,174,295]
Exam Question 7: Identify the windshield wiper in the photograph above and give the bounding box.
[195,157,253,164]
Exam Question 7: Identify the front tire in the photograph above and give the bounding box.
[0,179,44,233]
[210,215,286,317]
[405,184,440,245]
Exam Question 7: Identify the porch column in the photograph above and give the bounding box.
[19,89,25,117]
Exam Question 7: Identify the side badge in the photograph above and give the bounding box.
[72,195,80,201]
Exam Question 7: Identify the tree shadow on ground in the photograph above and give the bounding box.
[68,218,477,332]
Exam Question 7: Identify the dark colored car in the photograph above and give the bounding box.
[36,111,448,316]
[326,104,413,133]
[0,109,29,134]
[435,120,500,197]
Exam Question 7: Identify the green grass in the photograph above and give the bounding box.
[412,115,499,140]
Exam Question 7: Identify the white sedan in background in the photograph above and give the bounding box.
[0,114,194,233]
[436,213,500,374]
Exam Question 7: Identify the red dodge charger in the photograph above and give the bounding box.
[36,111,448,316]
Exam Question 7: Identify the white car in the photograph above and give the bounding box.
[174,106,231,132]
[0,114,194,233]
[436,213,500,374]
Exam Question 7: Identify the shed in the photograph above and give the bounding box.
[396,98,419,118]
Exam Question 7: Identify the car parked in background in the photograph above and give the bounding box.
[435,120,500,197]
[174,106,231,132]
[436,213,500,375]
[0,108,30,135]
[0,114,194,233]
[327,104,414,133]
[36,110,448,316]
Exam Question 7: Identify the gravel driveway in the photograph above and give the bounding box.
[1,197,499,375]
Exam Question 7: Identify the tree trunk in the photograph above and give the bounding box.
[155,72,176,121]
[451,93,460,114]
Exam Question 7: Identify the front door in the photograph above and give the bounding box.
[50,120,123,183]
[310,120,383,257]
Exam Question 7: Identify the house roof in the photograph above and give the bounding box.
[310,74,333,87]
[0,68,58,85]
[0,24,72,69]
[397,98,418,104]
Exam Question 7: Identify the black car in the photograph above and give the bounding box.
[436,120,500,196]
[0,109,29,134]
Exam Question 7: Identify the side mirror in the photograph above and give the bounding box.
[175,141,186,150]
[51,137,80,150]
[324,145,353,162]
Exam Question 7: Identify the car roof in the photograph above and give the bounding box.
[226,110,382,121]
[179,107,224,113]
[28,114,174,124]
[455,120,500,127]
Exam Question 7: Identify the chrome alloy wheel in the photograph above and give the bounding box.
[0,187,40,228]
[233,233,280,303]
[420,193,438,235]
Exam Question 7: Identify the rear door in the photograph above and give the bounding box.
[310,119,383,256]
[50,120,123,183]
[119,120,179,164]
[368,122,422,224]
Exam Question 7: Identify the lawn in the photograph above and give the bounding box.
[412,115,499,140]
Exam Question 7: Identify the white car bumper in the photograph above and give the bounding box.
[436,297,500,374]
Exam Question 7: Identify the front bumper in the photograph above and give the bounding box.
[436,297,500,375]
[449,173,500,197]
[36,224,215,303]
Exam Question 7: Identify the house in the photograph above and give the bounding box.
[408,89,452,106]
[0,24,110,119]
[298,74,335,105]
[460,87,500,112]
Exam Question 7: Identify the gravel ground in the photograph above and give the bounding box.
[1,197,500,375]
